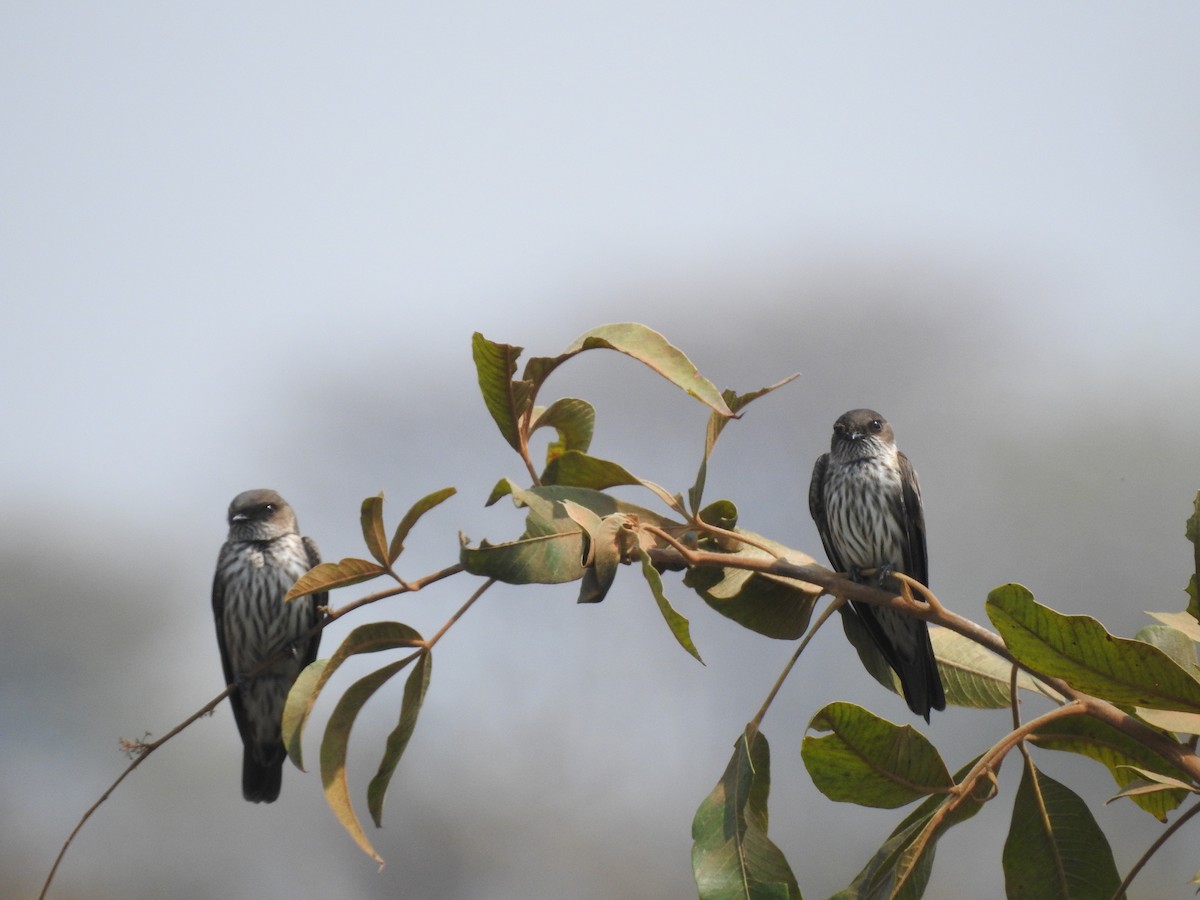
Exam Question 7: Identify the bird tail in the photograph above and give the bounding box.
[242,744,285,803]
[895,625,946,722]
[902,649,946,723]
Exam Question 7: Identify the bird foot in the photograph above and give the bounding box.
[874,563,896,588]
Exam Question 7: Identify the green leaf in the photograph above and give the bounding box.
[562,501,636,603]
[368,652,432,827]
[531,397,595,462]
[1133,706,1200,737]
[1187,491,1200,621]
[930,628,1062,708]
[838,605,905,697]
[471,332,530,452]
[684,528,820,640]
[689,377,799,514]
[460,531,586,585]
[1145,611,1200,646]
[465,481,685,587]
[281,623,426,767]
[986,584,1200,711]
[801,703,953,808]
[565,323,736,417]
[834,756,991,900]
[321,655,417,866]
[691,729,801,900]
[638,548,703,663]
[388,486,457,564]
[282,658,328,771]
[541,450,643,490]
[1002,760,1121,900]
[1029,714,1189,820]
[360,494,389,566]
[1109,765,1196,799]
[286,557,388,601]
[1135,623,1199,675]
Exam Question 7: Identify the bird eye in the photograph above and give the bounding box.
[869,420,883,432]
[263,504,275,513]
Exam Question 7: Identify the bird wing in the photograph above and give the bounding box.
[300,536,327,666]
[212,542,254,746]
[808,452,848,575]
[896,451,928,587]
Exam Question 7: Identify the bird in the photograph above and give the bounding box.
[808,409,945,720]
[212,489,326,802]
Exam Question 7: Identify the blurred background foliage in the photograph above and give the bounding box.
[4,4,1199,898]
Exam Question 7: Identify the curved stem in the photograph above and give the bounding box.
[643,546,1200,784]
[747,595,845,736]
[1113,796,1200,900]
[39,559,468,900]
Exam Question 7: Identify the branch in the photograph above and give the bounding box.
[39,560,466,900]
[644,546,1200,784]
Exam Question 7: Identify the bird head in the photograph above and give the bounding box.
[829,408,896,461]
[226,489,299,542]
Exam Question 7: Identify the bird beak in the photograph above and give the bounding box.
[231,512,248,522]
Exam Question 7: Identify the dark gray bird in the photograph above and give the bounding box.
[808,409,945,720]
[213,489,326,802]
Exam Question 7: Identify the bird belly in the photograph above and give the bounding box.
[823,462,907,573]
[219,539,316,678]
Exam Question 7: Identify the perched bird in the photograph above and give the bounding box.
[212,489,326,802]
[808,409,945,720]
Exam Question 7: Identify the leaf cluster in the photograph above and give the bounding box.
[45,324,1200,900]
[286,325,1200,897]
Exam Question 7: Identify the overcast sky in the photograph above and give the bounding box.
[4,4,1200,899]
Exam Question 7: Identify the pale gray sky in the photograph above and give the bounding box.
[4,4,1199,898]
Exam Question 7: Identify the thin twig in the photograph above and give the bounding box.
[747,595,846,735]
[643,546,1200,784]
[1113,796,1200,900]
[39,559,466,900]
[425,578,495,649]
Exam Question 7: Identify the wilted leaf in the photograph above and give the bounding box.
[321,655,418,865]
[1029,714,1189,820]
[691,729,800,900]
[1002,760,1120,899]
[986,584,1200,711]
[802,702,953,808]
[368,652,432,827]
[282,624,425,766]
[388,486,457,564]
[287,557,388,600]
[638,548,703,663]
